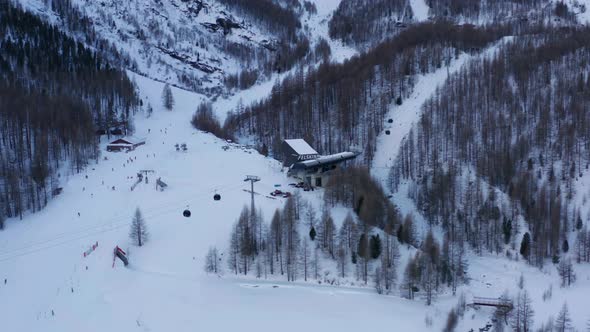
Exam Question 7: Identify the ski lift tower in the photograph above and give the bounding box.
[244,175,261,214]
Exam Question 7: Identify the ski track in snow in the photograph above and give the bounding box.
[372,38,510,184]
[409,0,430,21]
[371,52,470,183]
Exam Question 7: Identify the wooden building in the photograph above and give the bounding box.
[106,136,146,152]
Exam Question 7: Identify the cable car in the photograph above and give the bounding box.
[183,209,191,217]
[214,193,221,201]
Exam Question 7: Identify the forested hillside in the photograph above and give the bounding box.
[328,0,413,48]
[225,22,512,164]
[426,0,561,23]
[0,1,138,219]
[391,26,590,266]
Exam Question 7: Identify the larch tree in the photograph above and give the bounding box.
[312,245,321,280]
[162,83,174,111]
[204,246,220,274]
[557,258,576,287]
[511,290,534,332]
[358,232,369,284]
[129,207,148,247]
[554,303,572,332]
[443,309,458,332]
[300,236,311,281]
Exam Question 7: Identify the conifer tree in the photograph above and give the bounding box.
[370,234,382,259]
[162,83,174,111]
[309,226,316,241]
[129,207,148,247]
[520,232,531,259]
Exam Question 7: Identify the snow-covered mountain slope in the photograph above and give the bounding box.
[0,75,448,332]
[209,0,356,122]
[303,0,357,62]
[0,61,588,332]
[17,0,284,93]
[6,1,590,331]
[0,75,289,331]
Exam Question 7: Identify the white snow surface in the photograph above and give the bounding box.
[565,0,590,23]
[283,139,319,156]
[409,0,430,21]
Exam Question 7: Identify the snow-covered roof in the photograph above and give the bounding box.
[284,139,318,156]
[108,143,134,147]
[108,136,146,145]
[291,152,358,170]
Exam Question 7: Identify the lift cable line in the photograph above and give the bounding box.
[0,180,253,262]
[0,180,245,255]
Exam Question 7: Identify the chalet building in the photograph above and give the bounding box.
[281,139,320,167]
[282,139,358,187]
[106,136,146,152]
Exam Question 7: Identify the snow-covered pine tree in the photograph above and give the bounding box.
[129,207,148,247]
[162,83,174,111]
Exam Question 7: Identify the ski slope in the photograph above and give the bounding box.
[0,73,447,332]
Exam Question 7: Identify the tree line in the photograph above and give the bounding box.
[329,0,413,48]
[0,1,139,220]
[208,168,468,304]
[426,0,569,24]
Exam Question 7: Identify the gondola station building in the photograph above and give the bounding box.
[282,139,358,187]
